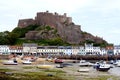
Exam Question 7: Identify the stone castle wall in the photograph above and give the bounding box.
[18,18,35,28]
[18,11,72,28]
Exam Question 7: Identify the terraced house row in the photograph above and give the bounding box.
[0,43,120,56]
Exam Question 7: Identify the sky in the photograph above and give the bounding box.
[0,0,120,45]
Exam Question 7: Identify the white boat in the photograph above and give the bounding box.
[3,60,18,65]
[22,59,32,64]
[79,60,93,67]
[94,62,111,71]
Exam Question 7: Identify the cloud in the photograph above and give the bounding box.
[0,0,93,13]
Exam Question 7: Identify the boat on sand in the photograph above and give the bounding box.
[3,59,18,65]
[93,62,111,71]
[22,59,32,64]
[79,60,93,67]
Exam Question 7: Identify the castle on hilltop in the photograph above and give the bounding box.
[18,11,82,44]
[17,11,106,45]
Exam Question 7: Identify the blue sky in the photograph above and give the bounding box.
[0,0,120,45]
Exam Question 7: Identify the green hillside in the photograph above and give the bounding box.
[0,25,109,47]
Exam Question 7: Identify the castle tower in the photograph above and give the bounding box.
[18,18,35,28]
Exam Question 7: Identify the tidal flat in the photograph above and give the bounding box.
[0,59,120,80]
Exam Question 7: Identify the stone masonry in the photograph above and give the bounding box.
[18,18,35,28]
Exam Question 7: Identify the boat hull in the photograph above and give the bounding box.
[22,63,31,64]
[3,62,18,65]
[94,63,111,72]
[96,67,110,71]
[22,60,32,64]
[3,60,18,65]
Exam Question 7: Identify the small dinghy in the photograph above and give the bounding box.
[22,59,32,64]
[79,60,93,67]
[3,59,18,65]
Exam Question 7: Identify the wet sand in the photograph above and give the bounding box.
[0,58,120,80]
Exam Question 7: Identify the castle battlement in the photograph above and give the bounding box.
[18,11,72,28]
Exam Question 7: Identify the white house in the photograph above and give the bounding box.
[85,43,101,55]
[114,45,120,55]
[37,46,62,55]
[93,47,101,55]
[72,46,79,55]
[23,43,38,55]
[0,45,10,54]
[78,46,86,55]
[85,43,93,54]
[64,46,72,55]
[100,48,107,55]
